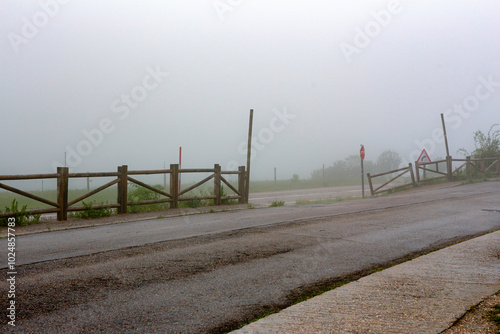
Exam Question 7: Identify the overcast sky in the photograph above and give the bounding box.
[1,0,499,181]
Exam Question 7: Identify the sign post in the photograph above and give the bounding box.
[417,149,431,179]
[360,145,365,198]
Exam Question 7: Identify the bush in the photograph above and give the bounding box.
[127,183,168,213]
[0,199,41,226]
[71,201,112,219]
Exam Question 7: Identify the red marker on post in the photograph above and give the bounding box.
[360,145,365,198]
[179,147,182,192]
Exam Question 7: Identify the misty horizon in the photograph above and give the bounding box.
[2,1,499,182]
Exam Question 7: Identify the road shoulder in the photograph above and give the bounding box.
[233,230,500,333]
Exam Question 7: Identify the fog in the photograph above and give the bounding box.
[2,0,499,181]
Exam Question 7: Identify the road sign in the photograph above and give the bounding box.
[360,145,365,160]
[417,149,431,164]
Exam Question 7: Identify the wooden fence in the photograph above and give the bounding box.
[367,156,500,196]
[415,158,449,184]
[0,164,248,221]
[416,156,500,184]
[367,163,416,196]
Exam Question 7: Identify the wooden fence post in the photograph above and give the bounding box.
[481,157,485,173]
[466,156,471,178]
[367,173,374,196]
[446,156,453,181]
[57,167,69,221]
[238,166,246,204]
[497,156,500,175]
[117,165,128,214]
[214,164,221,206]
[415,161,420,184]
[170,164,178,208]
[409,163,416,187]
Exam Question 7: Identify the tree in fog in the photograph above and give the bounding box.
[376,150,402,172]
[311,155,376,179]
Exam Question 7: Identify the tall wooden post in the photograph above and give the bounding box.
[367,173,374,197]
[117,165,128,214]
[446,156,453,181]
[238,166,246,204]
[214,164,221,206]
[246,109,254,202]
[441,113,453,181]
[163,162,167,190]
[465,156,471,178]
[496,156,500,175]
[170,164,179,208]
[415,161,420,184]
[57,167,69,221]
[409,163,416,187]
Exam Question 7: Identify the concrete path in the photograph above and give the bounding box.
[233,230,500,334]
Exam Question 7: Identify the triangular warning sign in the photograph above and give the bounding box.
[417,149,432,164]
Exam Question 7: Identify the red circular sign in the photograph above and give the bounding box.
[360,145,365,160]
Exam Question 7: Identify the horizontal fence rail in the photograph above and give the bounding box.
[0,164,248,221]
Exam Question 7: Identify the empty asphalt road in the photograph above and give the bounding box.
[1,181,499,333]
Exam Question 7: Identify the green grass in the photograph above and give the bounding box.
[419,177,448,185]
[269,201,285,207]
[491,304,500,328]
